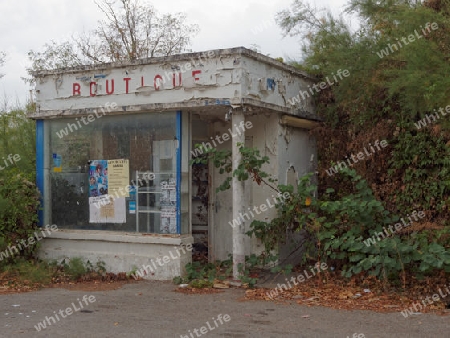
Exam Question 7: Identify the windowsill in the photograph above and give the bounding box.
[45,229,193,245]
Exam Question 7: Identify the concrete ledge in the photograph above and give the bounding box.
[48,229,192,245]
[38,230,194,280]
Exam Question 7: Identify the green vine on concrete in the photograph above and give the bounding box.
[190,143,277,193]
[190,143,306,274]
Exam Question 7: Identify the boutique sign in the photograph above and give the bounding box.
[71,50,216,97]
[32,47,316,117]
[34,49,244,113]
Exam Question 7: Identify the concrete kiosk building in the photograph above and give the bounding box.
[30,47,318,280]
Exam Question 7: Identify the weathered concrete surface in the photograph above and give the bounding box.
[38,231,193,280]
[1,281,447,338]
[30,47,317,120]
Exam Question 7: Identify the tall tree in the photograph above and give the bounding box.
[277,0,450,220]
[277,0,450,124]
[26,0,199,74]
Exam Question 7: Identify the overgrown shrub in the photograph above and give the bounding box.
[0,106,38,268]
[0,169,40,266]
[247,167,450,284]
[195,135,450,284]
[388,128,450,218]
[59,257,107,280]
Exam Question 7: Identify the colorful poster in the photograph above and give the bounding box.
[88,159,127,223]
[129,201,136,214]
[89,160,108,197]
[108,159,130,198]
[53,153,62,172]
[129,185,136,214]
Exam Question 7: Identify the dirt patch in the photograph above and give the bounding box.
[0,271,135,294]
[174,287,225,295]
[47,279,134,292]
[245,272,450,315]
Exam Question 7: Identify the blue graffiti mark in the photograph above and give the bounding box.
[215,99,230,105]
[204,99,231,106]
[76,76,91,82]
[94,74,107,79]
[267,78,276,91]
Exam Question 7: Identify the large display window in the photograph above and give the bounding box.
[39,111,189,234]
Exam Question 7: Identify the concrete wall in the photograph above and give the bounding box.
[278,123,317,181]
[277,123,317,266]
[209,112,281,261]
[38,230,193,280]
[209,119,234,262]
[246,113,280,259]
[240,56,315,118]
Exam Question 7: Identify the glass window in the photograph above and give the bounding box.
[44,112,187,234]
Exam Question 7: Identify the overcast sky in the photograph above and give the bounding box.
[0,0,349,106]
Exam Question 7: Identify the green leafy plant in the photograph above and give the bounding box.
[237,263,258,288]
[190,143,276,193]
[127,265,139,279]
[173,258,233,287]
[60,257,107,281]
[245,165,450,284]
[189,279,213,288]
[62,257,88,280]
[95,260,107,274]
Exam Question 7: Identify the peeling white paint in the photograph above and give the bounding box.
[31,47,317,121]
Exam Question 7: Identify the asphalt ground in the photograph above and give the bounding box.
[1,281,448,338]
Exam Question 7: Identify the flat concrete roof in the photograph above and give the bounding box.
[32,46,316,81]
[31,46,317,120]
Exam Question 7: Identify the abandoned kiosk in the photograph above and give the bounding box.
[30,47,318,279]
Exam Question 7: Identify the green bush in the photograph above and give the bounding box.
[388,129,450,215]
[61,257,107,280]
[0,169,40,267]
[0,108,36,173]
[313,169,450,280]
[247,168,450,283]
[0,106,38,268]
[62,257,88,280]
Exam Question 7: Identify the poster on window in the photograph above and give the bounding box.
[88,159,127,223]
[160,208,177,234]
[160,178,176,207]
[160,177,177,233]
[89,160,108,197]
[89,196,126,223]
[107,159,130,198]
